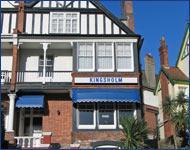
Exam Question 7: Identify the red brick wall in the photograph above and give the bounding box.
[73,131,124,144]
[144,105,158,135]
[42,94,72,144]
[160,73,175,138]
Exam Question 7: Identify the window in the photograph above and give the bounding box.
[178,86,187,93]
[23,109,43,136]
[77,103,96,129]
[50,12,79,34]
[116,43,134,71]
[98,103,116,129]
[51,13,64,33]
[118,103,135,128]
[77,43,95,71]
[97,43,114,72]
[65,13,78,33]
[39,55,54,77]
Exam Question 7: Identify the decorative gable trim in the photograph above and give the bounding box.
[176,23,189,66]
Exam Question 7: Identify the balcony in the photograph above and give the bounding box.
[16,71,72,83]
[1,71,12,84]
[1,71,72,90]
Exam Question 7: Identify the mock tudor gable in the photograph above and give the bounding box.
[1,0,137,36]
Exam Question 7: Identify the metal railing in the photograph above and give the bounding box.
[16,71,72,83]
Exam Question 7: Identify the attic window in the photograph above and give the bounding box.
[50,12,80,34]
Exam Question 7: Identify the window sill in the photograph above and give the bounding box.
[98,125,116,130]
[97,69,115,72]
[78,125,96,130]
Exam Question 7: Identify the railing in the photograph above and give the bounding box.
[17,71,72,83]
[15,136,42,148]
[1,71,12,84]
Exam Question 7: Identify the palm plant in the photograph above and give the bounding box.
[120,117,148,149]
[163,91,188,147]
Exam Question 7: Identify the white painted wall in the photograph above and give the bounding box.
[19,49,73,71]
[89,14,95,34]
[97,14,104,34]
[105,17,112,34]
[143,90,159,108]
[157,90,165,139]
[18,48,73,82]
[178,53,189,77]
[1,49,13,71]
[81,14,87,34]
[1,1,17,8]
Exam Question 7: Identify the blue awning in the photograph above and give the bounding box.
[16,95,45,108]
[72,88,140,103]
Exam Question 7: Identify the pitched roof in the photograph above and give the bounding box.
[162,67,188,81]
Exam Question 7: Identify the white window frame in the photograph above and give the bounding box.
[96,42,115,72]
[22,108,43,136]
[97,103,116,129]
[77,42,95,72]
[77,103,96,129]
[118,104,136,129]
[116,42,134,72]
[50,12,80,34]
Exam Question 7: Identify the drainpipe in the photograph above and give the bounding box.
[137,37,144,119]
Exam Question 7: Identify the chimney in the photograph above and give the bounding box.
[122,0,135,31]
[145,53,156,88]
[159,36,169,68]
[17,1,25,33]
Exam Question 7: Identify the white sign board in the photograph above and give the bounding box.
[74,77,138,84]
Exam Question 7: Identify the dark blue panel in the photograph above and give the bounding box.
[16,95,44,108]
[72,89,140,103]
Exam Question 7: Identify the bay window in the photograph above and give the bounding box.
[97,43,114,72]
[77,43,95,71]
[50,12,79,34]
[116,43,134,72]
[77,103,96,129]
[98,103,116,129]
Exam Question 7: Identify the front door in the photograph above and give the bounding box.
[19,108,43,136]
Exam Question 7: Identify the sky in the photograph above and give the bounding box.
[101,0,189,73]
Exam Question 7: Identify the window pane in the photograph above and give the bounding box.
[58,19,64,33]
[52,19,57,33]
[78,43,93,70]
[119,110,134,122]
[33,117,42,131]
[72,19,77,33]
[97,43,113,70]
[66,20,71,33]
[79,110,94,125]
[78,57,93,69]
[98,57,112,69]
[99,103,114,125]
[116,43,132,70]
[99,110,114,125]
[24,117,30,136]
[123,44,131,56]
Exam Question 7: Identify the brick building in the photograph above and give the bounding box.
[155,24,189,139]
[1,0,144,148]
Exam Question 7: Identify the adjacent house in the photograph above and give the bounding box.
[155,23,189,139]
[1,1,143,148]
[142,54,159,140]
